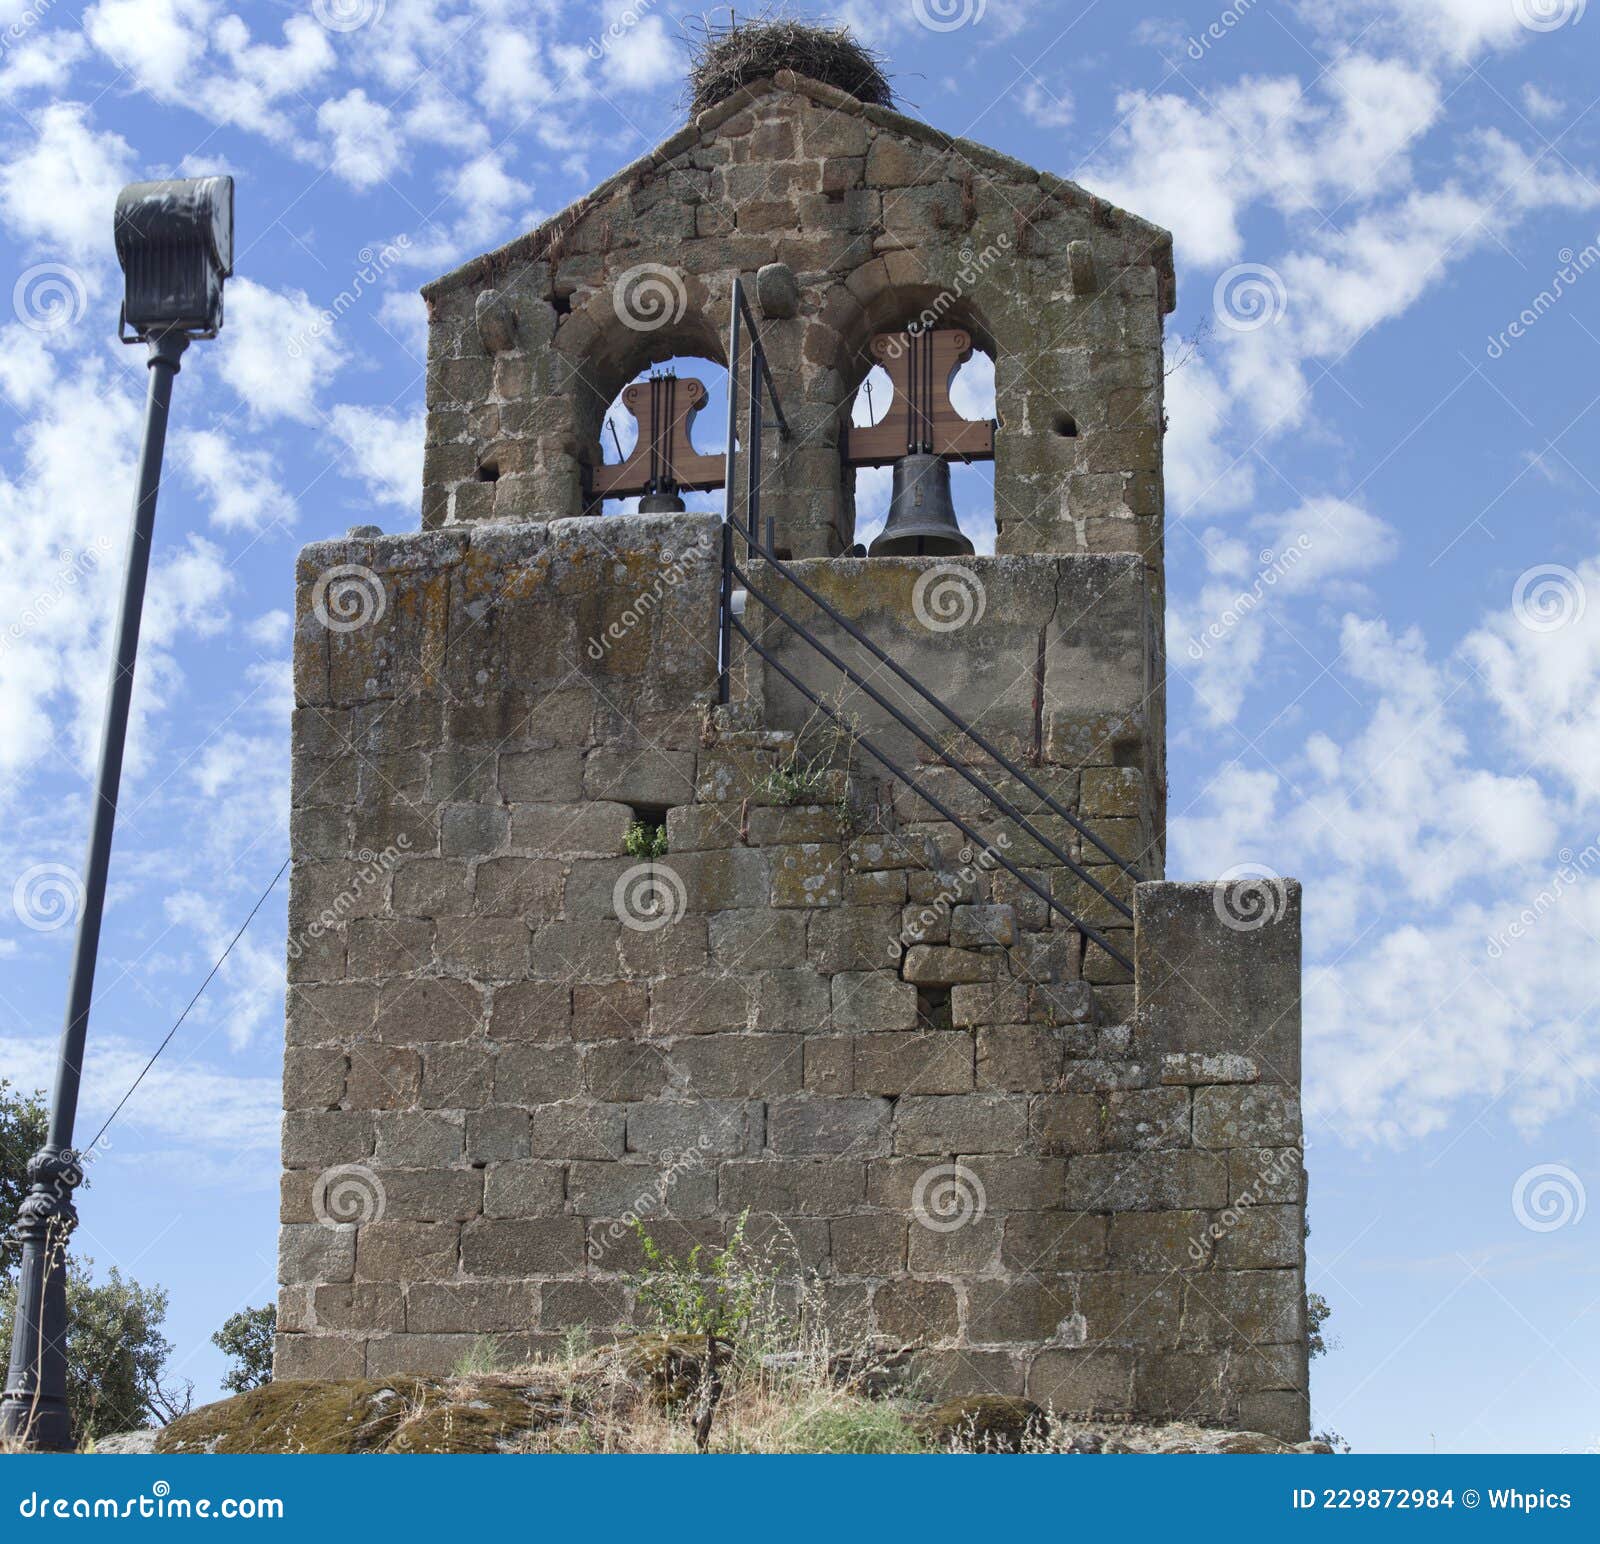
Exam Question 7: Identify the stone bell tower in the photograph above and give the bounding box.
[277,53,1308,1440]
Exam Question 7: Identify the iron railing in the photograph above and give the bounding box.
[716,280,1138,974]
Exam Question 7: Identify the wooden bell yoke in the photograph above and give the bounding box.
[590,372,725,501]
[843,327,996,468]
[590,327,992,503]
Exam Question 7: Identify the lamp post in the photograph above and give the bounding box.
[0,176,233,1451]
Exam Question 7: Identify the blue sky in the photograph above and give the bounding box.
[0,0,1596,1453]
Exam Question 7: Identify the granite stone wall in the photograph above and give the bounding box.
[276,511,1308,1438]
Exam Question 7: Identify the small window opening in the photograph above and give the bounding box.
[916,985,953,1032]
[477,460,500,482]
[624,805,670,861]
[1052,412,1078,438]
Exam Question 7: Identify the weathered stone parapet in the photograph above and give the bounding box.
[1127,880,1309,1440]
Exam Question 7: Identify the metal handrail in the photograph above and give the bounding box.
[731,614,1135,973]
[726,508,1141,881]
[714,275,1138,968]
[732,561,1132,921]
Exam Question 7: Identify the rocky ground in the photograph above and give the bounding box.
[86,1337,1331,1456]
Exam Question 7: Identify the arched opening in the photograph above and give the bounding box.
[595,354,731,517]
[842,335,997,556]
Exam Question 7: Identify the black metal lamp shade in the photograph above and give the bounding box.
[113,175,233,338]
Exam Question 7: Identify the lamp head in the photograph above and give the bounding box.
[113,175,233,341]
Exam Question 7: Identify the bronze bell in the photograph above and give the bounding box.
[867,453,973,557]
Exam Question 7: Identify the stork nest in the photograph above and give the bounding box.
[684,14,893,116]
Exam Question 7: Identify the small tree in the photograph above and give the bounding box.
[213,1305,275,1394]
[0,1257,181,1441]
[0,1079,50,1285]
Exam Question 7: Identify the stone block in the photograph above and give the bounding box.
[831,971,917,1031]
[567,1160,717,1219]
[583,748,695,805]
[670,1033,803,1096]
[753,968,832,1031]
[893,1095,1028,1155]
[903,945,995,986]
[853,1032,974,1095]
[770,844,843,907]
[488,981,573,1042]
[950,904,1017,949]
[524,1101,627,1160]
[831,1214,907,1276]
[648,973,750,1036]
[482,1159,565,1217]
[375,1110,464,1168]
[1192,1086,1301,1150]
[1135,881,1301,1085]
[571,980,646,1040]
[375,977,484,1042]
[460,1217,587,1277]
[407,1280,538,1333]
[718,1159,864,1215]
[583,1040,669,1101]
[278,1222,357,1285]
[1027,1349,1135,1415]
[626,1099,762,1159]
[1063,1151,1228,1211]
[1104,1088,1191,1150]
[355,1221,458,1282]
[274,1335,366,1381]
[494,1044,582,1104]
[768,1096,892,1155]
[975,1026,1064,1091]
[1002,1213,1109,1273]
[465,1107,530,1163]
[1108,1210,1211,1271]
[873,1278,958,1343]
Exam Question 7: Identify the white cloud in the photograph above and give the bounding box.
[1174,497,1399,723]
[327,403,425,511]
[175,429,297,533]
[0,1026,280,1156]
[1019,83,1074,130]
[0,28,87,96]
[217,278,345,424]
[0,102,134,260]
[318,89,404,189]
[599,15,677,92]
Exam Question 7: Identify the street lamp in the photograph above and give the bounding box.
[0,176,233,1451]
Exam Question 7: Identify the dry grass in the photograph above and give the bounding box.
[684,12,893,116]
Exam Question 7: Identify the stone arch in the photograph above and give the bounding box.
[554,270,730,518]
[820,260,1008,552]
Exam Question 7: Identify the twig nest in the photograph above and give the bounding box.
[686,17,892,115]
